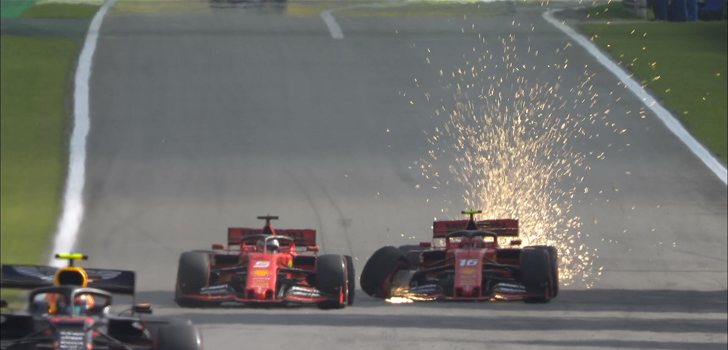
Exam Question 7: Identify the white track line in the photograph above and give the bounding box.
[321,9,344,39]
[49,0,117,267]
[320,3,394,40]
[543,9,727,185]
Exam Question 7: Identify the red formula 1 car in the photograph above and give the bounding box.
[360,210,558,303]
[174,216,355,309]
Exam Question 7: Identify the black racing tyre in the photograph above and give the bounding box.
[360,246,409,298]
[398,245,422,267]
[520,247,555,303]
[165,318,194,327]
[156,324,202,350]
[397,245,421,253]
[530,245,559,298]
[175,251,211,307]
[344,255,356,305]
[316,254,347,309]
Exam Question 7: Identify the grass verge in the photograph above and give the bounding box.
[0,35,75,266]
[1,3,98,269]
[21,2,99,18]
[1,0,39,18]
[585,1,654,20]
[337,2,516,17]
[580,21,728,163]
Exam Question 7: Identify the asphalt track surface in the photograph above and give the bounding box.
[74,1,725,349]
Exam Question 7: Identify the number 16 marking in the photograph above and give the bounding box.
[459,259,479,266]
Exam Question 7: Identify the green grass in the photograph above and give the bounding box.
[1,3,98,268]
[338,2,515,17]
[1,0,37,18]
[21,3,99,18]
[586,1,653,20]
[580,21,728,163]
[0,35,78,265]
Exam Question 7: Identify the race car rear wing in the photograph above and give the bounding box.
[432,219,519,238]
[1,264,136,295]
[228,228,317,247]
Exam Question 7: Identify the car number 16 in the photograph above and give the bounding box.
[459,259,479,266]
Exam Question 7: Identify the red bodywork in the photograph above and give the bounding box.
[376,215,557,302]
[175,218,350,307]
[420,219,526,300]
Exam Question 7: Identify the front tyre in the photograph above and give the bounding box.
[398,245,422,267]
[316,254,348,309]
[519,246,556,303]
[529,245,559,297]
[344,255,356,305]
[360,246,408,298]
[175,251,211,307]
[156,324,202,350]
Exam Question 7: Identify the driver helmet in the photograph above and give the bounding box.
[41,293,61,315]
[266,239,280,253]
[459,237,472,248]
[72,294,95,315]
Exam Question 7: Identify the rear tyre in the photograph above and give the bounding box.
[156,324,202,350]
[175,251,211,307]
[344,255,356,305]
[316,254,347,309]
[520,247,555,303]
[360,246,409,298]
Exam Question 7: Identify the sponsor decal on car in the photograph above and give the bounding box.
[200,285,232,295]
[460,267,477,275]
[492,283,527,294]
[409,284,440,294]
[287,286,321,298]
[253,261,271,268]
[57,329,85,350]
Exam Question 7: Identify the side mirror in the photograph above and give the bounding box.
[211,243,225,250]
[132,303,153,314]
[510,239,522,246]
[419,242,431,248]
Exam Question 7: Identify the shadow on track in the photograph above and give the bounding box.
[135,288,727,343]
[166,310,726,334]
[50,288,728,350]
[136,288,728,313]
[494,339,727,350]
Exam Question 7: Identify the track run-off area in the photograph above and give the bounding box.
[52,0,727,348]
